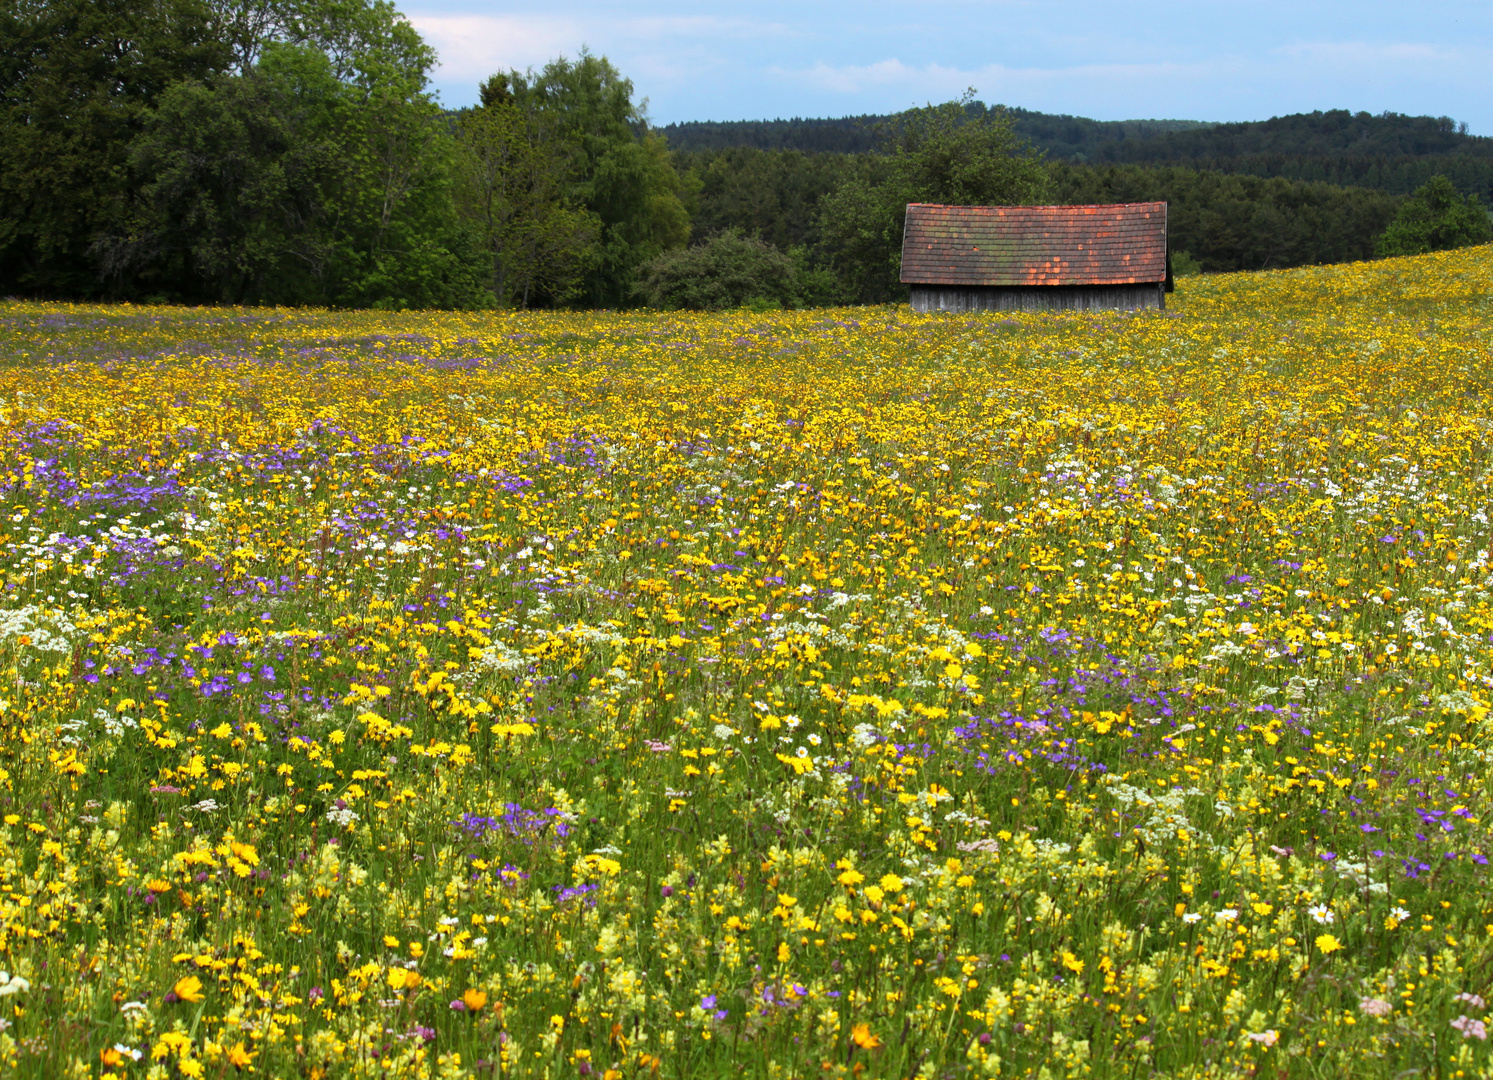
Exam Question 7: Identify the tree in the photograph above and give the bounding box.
[636,230,801,310]
[0,0,229,297]
[1,0,484,306]
[1374,175,1493,257]
[453,81,598,307]
[1048,162,1401,272]
[105,45,346,303]
[503,52,691,307]
[817,92,1051,302]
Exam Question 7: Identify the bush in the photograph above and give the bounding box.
[636,230,801,310]
[1375,175,1493,257]
[1171,250,1203,277]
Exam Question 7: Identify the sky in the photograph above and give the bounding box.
[404,0,1493,133]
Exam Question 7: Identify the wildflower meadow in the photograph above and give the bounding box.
[3,247,1493,1078]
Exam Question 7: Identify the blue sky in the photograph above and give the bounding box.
[404,1,1493,133]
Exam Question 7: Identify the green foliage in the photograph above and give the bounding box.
[503,52,691,308]
[678,148,857,253]
[635,229,802,310]
[1374,175,1493,257]
[1050,162,1401,271]
[115,35,486,309]
[0,0,229,297]
[816,93,1051,302]
[661,105,1210,158]
[1171,250,1203,277]
[453,99,598,308]
[667,105,1493,205]
[109,45,348,303]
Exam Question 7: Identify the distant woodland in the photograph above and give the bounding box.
[2,0,1489,309]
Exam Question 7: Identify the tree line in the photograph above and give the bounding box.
[1,0,687,309]
[2,1,1487,311]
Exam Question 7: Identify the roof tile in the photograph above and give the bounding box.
[900,203,1167,286]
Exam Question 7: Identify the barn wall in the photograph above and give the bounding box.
[909,283,1165,313]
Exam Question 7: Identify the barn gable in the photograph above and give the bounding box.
[901,202,1169,312]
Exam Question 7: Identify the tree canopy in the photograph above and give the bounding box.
[1374,175,1493,257]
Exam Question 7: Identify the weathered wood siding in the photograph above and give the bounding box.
[909,283,1165,313]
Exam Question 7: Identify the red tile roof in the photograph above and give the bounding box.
[900,202,1167,287]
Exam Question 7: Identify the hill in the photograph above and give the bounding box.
[660,105,1213,158]
[662,107,1493,200]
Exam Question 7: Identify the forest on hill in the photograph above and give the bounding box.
[665,106,1493,201]
[659,106,1212,157]
[2,0,1487,310]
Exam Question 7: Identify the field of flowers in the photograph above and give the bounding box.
[0,247,1492,1078]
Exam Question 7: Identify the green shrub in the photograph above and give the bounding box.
[1171,250,1203,277]
[1375,175,1493,257]
[636,229,801,310]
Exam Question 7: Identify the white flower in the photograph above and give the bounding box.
[1182,912,1202,924]
[1245,1030,1279,1047]
[712,723,735,739]
[326,807,360,828]
[1216,908,1239,922]
[806,733,822,746]
[0,972,29,996]
[1308,904,1334,924]
[1390,906,1410,922]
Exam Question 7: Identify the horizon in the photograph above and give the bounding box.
[405,1,1493,136]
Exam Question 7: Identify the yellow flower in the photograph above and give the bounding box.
[387,967,421,991]
[462,987,489,1011]
[1315,933,1343,954]
[173,975,205,1003]
[226,1042,254,1068]
[837,867,865,887]
[850,1022,882,1049]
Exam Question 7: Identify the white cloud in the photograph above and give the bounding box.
[404,14,584,84]
[406,11,792,89]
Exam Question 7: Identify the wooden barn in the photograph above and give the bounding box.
[900,201,1171,313]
